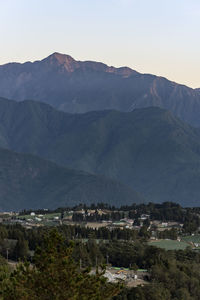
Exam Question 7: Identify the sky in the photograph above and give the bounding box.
[0,0,200,88]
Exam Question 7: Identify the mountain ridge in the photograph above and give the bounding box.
[1,52,137,77]
[0,97,200,206]
[0,53,200,126]
[0,146,143,211]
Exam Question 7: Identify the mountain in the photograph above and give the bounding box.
[0,53,200,126]
[0,98,200,206]
[0,147,143,211]
[196,88,200,94]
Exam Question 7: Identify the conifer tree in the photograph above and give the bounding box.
[1,230,120,300]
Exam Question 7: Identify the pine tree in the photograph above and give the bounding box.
[1,230,120,300]
[13,238,29,260]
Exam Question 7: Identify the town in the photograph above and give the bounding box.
[1,202,200,299]
[1,202,200,260]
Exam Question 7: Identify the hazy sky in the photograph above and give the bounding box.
[0,0,200,88]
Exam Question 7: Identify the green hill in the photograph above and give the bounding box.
[0,147,143,211]
[0,98,200,205]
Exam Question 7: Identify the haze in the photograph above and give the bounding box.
[0,0,199,88]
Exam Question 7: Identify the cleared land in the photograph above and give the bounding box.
[148,239,190,250]
[181,235,200,244]
[18,213,61,219]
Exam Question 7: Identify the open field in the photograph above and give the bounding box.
[16,212,62,226]
[148,239,190,250]
[18,212,61,220]
[181,235,200,244]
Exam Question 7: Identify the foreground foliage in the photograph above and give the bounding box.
[0,230,119,300]
[2,222,200,299]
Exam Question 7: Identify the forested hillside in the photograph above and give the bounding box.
[0,98,200,205]
[0,148,142,211]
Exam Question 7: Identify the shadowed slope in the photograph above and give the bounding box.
[0,147,143,211]
[0,98,200,205]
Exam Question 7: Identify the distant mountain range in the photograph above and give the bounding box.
[0,53,200,126]
[1,98,200,206]
[0,147,141,211]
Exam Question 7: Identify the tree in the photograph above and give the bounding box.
[13,238,29,260]
[0,255,10,283]
[1,230,120,300]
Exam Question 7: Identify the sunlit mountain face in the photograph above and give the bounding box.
[0,52,200,126]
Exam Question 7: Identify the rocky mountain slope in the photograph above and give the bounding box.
[0,53,200,126]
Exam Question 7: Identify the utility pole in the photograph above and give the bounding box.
[6,248,9,262]
[80,258,82,269]
[96,256,98,267]
[106,254,108,265]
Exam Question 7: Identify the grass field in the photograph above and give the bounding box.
[148,239,190,250]
[17,212,61,226]
[18,212,61,220]
[181,235,200,244]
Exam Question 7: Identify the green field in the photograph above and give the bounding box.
[18,212,61,220]
[181,235,200,244]
[149,239,190,250]
[17,212,62,226]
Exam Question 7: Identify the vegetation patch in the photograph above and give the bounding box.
[148,239,190,250]
[181,235,200,244]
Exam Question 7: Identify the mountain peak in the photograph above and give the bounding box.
[42,52,77,71]
[42,52,136,76]
[50,52,75,63]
